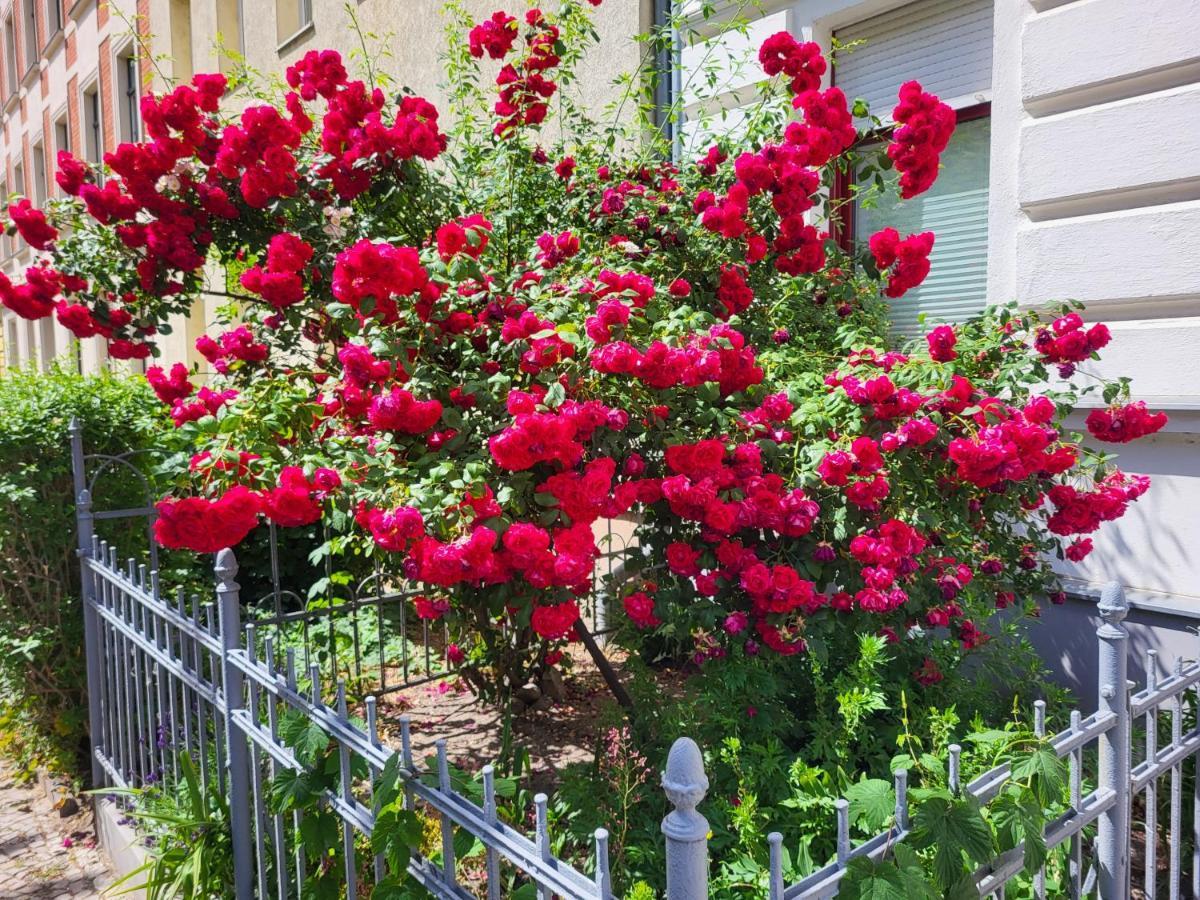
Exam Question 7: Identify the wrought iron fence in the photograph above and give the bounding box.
[72,422,1200,898]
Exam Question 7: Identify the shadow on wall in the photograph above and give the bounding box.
[1024,592,1199,715]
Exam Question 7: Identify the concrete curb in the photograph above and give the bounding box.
[91,796,148,900]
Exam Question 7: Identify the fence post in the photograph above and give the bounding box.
[661,737,709,900]
[1096,581,1130,899]
[70,419,106,791]
[217,549,255,900]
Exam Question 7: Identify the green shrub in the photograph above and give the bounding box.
[0,364,165,779]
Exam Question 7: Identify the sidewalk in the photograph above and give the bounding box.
[0,762,114,899]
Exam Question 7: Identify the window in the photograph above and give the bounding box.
[215,0,242,73]
[37,316,54,370]
[54,114,67,154]
[276,0,313,45]
[836,0,993,335]
[5,319,20,367]
[31,139,46,206]
[83,84,102,170]
[47,0,60,36]
[10,162,23,254]
[4,16,17,95]
[117,48,140,142]
[22,0,38,72]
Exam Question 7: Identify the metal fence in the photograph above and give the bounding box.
[72,423,1200,899]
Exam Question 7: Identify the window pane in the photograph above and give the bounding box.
[855,116,991,335]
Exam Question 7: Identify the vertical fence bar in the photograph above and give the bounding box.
[1145,650,1159,900]
[217,549,255,900]
[1068,709,1083,899]
[594,827,612,900]
[367,696,386,886]
[71,418,105,790]
[482,765,501,900]
[1170,657,1183,900]
[436,741,459,888]
[1033,701,1047,900]
[336,683,358,900]
[661,737,709,900]
[535,793,551,900]
[1096,582,1130,900]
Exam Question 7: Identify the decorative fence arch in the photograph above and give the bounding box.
[72,421,1200,898]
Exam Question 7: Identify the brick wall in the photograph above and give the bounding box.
[67,74,80,151]
[98,36,114,153]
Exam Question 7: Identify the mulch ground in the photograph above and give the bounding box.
[368,644,687,790]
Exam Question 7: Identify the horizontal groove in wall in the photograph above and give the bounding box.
[1020,293,1200,323]
[1024,58,1200,118]
[1027,0,1084,12]
[1020,177,1200,223]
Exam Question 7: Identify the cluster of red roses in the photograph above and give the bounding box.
[1034,312,1111,375]
[239,233,314,309]
[155,465,340,552]
[471,9,563,137]
[1046,471,1150,537]
[868,228,936,299]
[590,324,764,397]
[1086,401,1168,444]
[887,81,957,199]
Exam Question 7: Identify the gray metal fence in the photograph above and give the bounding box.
[72,423,1200,899]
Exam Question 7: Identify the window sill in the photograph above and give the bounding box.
[68,0,94,23]
[277,21,315,56]
[42,29,64,58]
[21,64,38,90]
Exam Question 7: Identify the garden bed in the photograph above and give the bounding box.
[369,645,686,791]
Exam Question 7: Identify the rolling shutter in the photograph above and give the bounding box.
[833,0,994,119]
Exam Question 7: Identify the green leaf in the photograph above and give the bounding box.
[373,803,424,874]
[838,856,935,900]
[267,767,317,813]
[1012,743,1067,807]
[910,795,995,890]
[991,788,1048,874]
[845,779,895,833]
[279,711,330,765]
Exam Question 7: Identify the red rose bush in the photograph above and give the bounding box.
[4,7,1166,698]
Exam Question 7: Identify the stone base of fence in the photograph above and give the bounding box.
[92,797,148,900]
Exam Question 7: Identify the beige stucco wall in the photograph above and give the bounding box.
[236,0,652,127]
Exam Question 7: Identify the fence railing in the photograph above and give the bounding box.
[72,423,1200,899]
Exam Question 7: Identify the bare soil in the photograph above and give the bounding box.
[369,645,686,789]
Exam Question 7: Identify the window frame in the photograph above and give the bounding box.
[116,44,140,143]
[4,14,19,98]
[22,0,39,76]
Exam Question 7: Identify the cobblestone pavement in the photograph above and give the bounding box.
[0,763,114,899]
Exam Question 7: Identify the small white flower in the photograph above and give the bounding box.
[156,174,182,193]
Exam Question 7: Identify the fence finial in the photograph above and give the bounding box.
[661,737,709,899]
[1097,580,1128,625]
[215,547,240,584]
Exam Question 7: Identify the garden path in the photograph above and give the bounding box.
[0,762,113,899]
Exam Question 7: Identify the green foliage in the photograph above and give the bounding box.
[0,365,171,778]
[840,711,1071,898]
[97,754,236,900]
